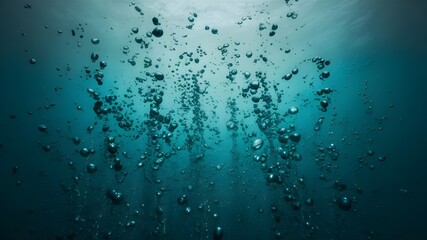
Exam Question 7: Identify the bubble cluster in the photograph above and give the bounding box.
[14,1,394,239]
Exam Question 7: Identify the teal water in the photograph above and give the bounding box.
[1,1,426,239]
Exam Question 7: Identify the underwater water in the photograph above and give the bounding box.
[1,0,427,239]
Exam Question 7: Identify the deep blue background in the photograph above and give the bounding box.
[1,1,426,239]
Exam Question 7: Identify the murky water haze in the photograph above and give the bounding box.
[1,1,426,239]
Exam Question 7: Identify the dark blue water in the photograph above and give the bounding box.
[1,1,427,239]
